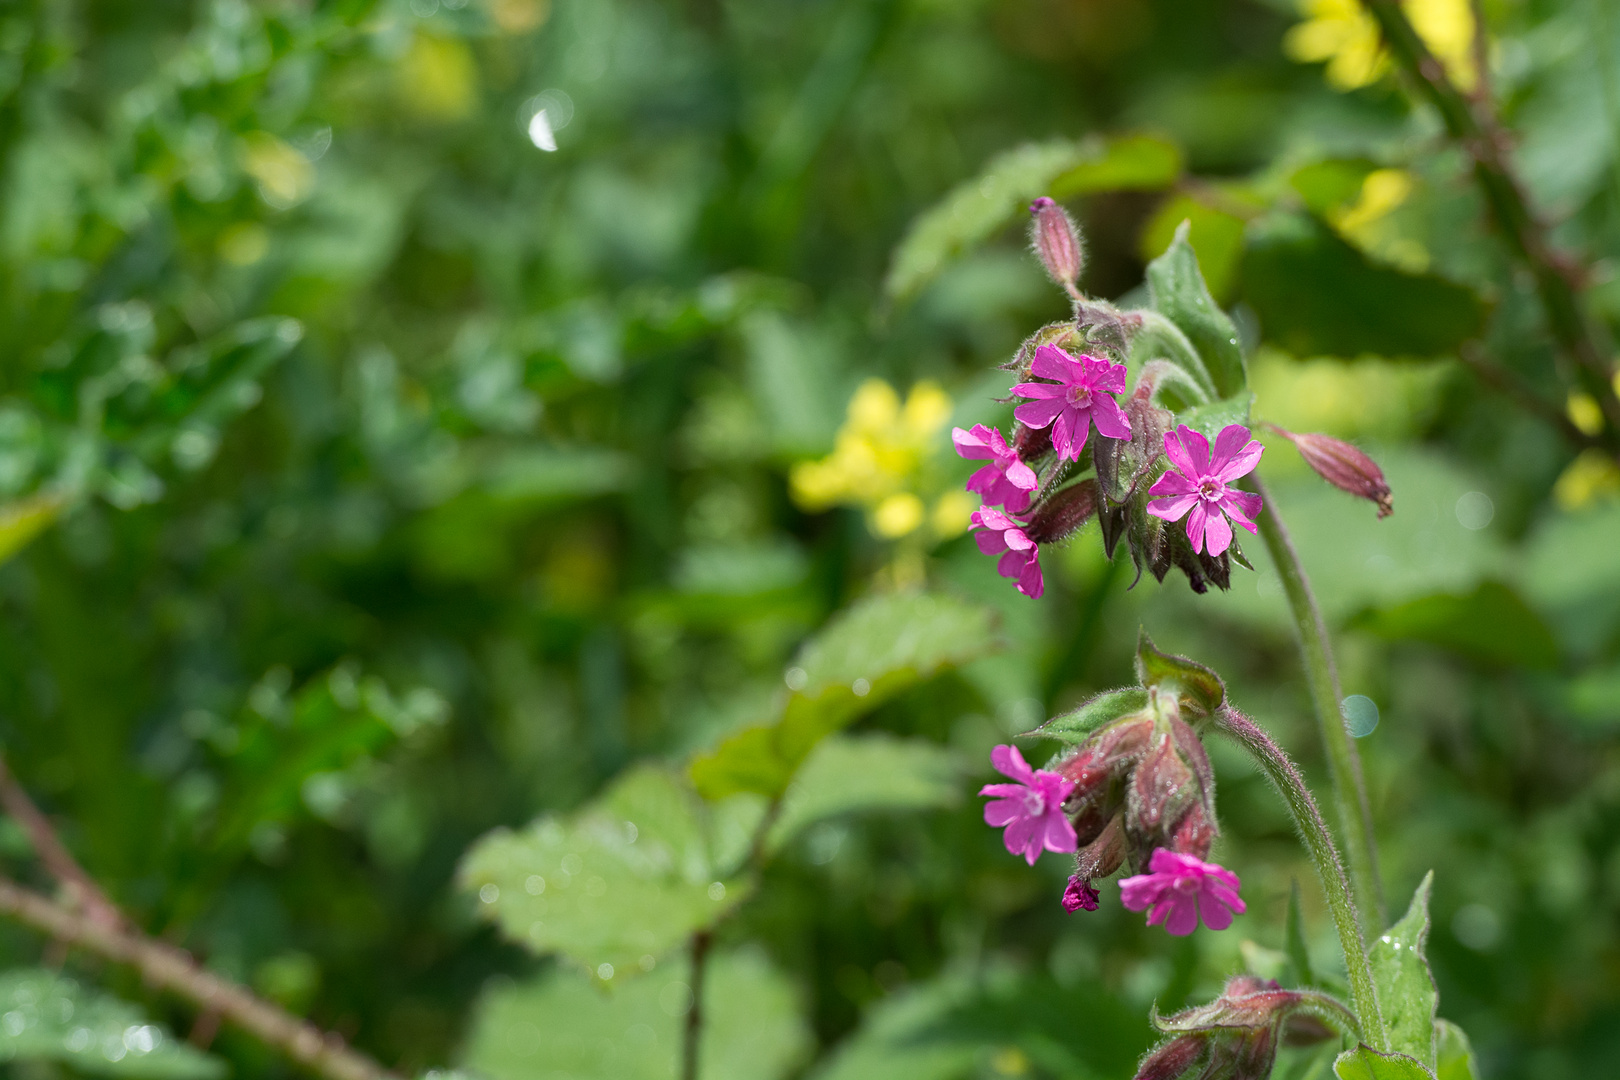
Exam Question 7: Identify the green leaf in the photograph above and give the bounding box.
[0,969,224,1079]
[1126,310,1217,409]
[461,946,809,1080]
[1286,879,1317,987]
[1135,631,1225,715]
[1369,873,1438,1070]
[691,593,998,799]
[459,765,751,973]
[1334,1046,1436,1080]
[1174,392,1255,440]
[1241,213,1486,359]
[1351,581,1560,669]
[766,735,963,852]
[1139,194,1250,303]
[1434,1020,1478,1080]
[1145,220,1247,398]
[479,446,636,503]
[886,135,1181,302]
[1029,687,1147,745]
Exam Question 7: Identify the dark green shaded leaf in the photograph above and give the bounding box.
[1351,581,1560,669]
[1242,213,1486,359]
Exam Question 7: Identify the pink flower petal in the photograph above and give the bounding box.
[952,426,995,460]
[1001,526,1034,552]
[983,798,1025,827]
[1197,891,1235,931]
[1209,424,1254,473]
[1002,815,1038,863]
[1214,442,1264,485]
[1013,396,1066,429]
[1184,501,1211,554]
[1177,425,1213,476]
[1202,507,1234,557]
[978,783,1030,799]
[976,530,1010,556]
[1060,411,1089,461]
[1161,429,1198,480]
[1147,493,1199,522]
[1016,553,1044,598]
[1219,489,1263,530]
[990,744,1035,784]
[1042,811,1078,853]
[1031,344,1084,382]
[1090,394,1132,440]
[1148,470,1198,497]
[1084,355,1129,393]
[1119,873,1164,912]
[1005,459,1038,491]
[1161,896,1200,936]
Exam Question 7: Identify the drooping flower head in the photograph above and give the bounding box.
[970,505,1043,599]
[1012,345,1131,462]
[1146,424,1264,557]
[953,424,1038,513]
[980,744,1077,866]
[1119,848,1246,936]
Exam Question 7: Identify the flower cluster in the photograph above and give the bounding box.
[1134,974,1352,1080]
[980,689,1245,936]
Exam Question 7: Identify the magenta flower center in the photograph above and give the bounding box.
[1197,477,1225,501]
[1172,874,1200,894]
[1023,789,1048,815]
[1066,384,1093,408]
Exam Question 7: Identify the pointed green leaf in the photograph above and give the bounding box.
[1369,873,1438,1070]
[1173,392,1255,441]
[766,735,962,853]
[1334,1046,1436,1080]
[1029,687,1148,745]
[459,765,750,973]
[691,593,998,799]
[1126,310,1217,409]
[1145,221,1247,397]
[0,969,224,1079]
[1286,879,1317,987]
[1434,1020,1478,1080]
[1134,632,1225,715]
[1139,194,1250,303]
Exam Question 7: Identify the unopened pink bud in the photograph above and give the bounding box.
[1062,875,1099,912]
[1270,426,1393,518]
[1029,197,1083,290]
[1023,478,1099,544]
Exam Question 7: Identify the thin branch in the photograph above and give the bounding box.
[680,930,714,1080]
[0,755,122,929]
[1455,342,1602,450]
[1358,0,1620,442]
[0,876,399,1080]
[0,754,398,1080]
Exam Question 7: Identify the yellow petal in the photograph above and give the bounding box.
[872,493,925,538]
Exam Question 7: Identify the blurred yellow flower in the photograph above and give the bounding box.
[1554,450,1620,510]
[931,490,976,538]
[1285,0,1476,92]
[240,133,314,209]
[1567,393,1605,438]
[790,378,958,540]
[1331,168,1430,271]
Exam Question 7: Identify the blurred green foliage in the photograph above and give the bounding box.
[0,0,1617,1079]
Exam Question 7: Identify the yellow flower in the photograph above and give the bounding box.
[240,133,314,209]
[1553,450,1620,510]
[1567,393,1605,438]
[931,490,977,539]
[789,378,958,541]
[1330,168,1430,271]
[1285,0,1476,92]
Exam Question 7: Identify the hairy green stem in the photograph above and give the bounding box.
[1215,707,1387,1051]
[1358,0,1620,443]
[1253,476,1384,932]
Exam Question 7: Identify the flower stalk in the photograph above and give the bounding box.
[1214,707,1388,1052]
[1252,475,1385,931]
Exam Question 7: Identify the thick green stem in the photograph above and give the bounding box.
[1358,0,1620,445]
[1216,707,1388,1051]
[1253,476,1384,932]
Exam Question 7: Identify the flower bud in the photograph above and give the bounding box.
[1269,426,1392,518]
[1029,197,1083,290]
[1134,976,1354,1080]
[1062,875,1099,912]
[1013,420,1053,462]
[1023,479,1099,544]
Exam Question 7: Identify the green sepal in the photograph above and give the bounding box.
[1370,872,1439,1070]
[1434,1020,1478,1080]
[1028,687,1148,745]
[1145,220,1247,397]
[1135,630,1226,715]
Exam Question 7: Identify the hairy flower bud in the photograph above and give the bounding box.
[1023,479,1099,544]
[1134,976,1354,1080]
[1269,425,1392,518]
[1013,420,1053,462]
[1029,197,1083,291]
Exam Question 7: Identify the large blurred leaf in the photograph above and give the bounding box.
[461,947,808,1080]
[0,969,223,1079]
[1522,501,1620,655]
[459,766,750,973]
[690,593,998,799]
[1369,873,1437,1070]
[886,135,1182,302]
[1351,581,1560,669]
[766,734,963,852]
[1145,221,1247,397]
[1242,213,1485,359]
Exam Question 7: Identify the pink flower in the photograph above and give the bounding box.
[1146,424,1265,557]
[1062,875,1099,912]
[970,505,1043,598]
[1119,848,1246,935]
[1011,345,1131,462]
[980,744,1077,866]
[953,424,1039,513]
